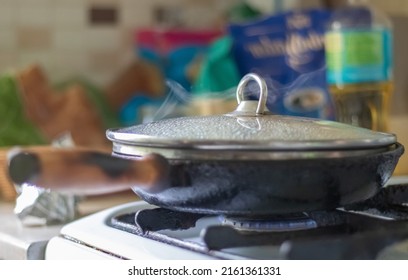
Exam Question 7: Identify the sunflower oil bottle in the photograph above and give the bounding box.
[325,0,393,132]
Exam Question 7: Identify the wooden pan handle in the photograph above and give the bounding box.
[7,147,170,196]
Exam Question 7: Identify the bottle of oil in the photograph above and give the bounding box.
[324,0,393,132]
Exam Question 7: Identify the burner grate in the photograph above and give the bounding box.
[222,213,318,232]
[109,184,408,259]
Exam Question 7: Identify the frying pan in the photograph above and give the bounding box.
[7,74,404,216]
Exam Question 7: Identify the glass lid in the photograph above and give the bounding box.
[107,73,396,153]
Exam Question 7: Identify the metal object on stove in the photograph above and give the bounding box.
[13,184,79,225]
[106,73,404,215]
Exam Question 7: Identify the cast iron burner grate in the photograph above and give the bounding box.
[109,184,408,260]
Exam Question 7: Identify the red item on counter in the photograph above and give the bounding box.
[135,28,224,55]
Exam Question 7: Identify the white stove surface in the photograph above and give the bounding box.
[45,201,283,260]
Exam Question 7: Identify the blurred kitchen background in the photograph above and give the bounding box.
[0,0,315,84]
[1,0,408,200]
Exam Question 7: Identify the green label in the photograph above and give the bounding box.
[325,28,392,84]
[343,32,382,65]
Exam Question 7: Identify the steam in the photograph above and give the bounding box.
[144,67,330,123]
[247,67,327,99]
[147,80,237,122]
[148,80,191,122]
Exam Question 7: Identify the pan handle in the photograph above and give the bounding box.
[7,147,171,196]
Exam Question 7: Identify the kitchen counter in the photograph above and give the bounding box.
[0,202,60,259]
[0,191,136,260]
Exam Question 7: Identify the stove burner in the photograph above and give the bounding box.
[222,214,317,232]
[108,183,408,259]
[134,208,205,233]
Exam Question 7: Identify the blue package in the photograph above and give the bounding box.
[228,9,335,120]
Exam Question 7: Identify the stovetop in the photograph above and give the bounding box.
[45,182,408,260]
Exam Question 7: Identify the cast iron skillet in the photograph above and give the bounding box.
[6,74,405,216]
[115,143,404,216]
[6,143,404,216]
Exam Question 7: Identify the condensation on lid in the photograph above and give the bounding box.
[106,114,397,151]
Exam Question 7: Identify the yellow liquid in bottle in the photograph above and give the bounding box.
[329,81,392,132]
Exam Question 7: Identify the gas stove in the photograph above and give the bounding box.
[45,179,408,260]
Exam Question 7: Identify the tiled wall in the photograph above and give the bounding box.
[371,0,408,15]
[0,0,406,86]
[0,0,237,86]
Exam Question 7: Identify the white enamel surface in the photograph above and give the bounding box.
[45,201,216,260]
[45,201,285,260]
